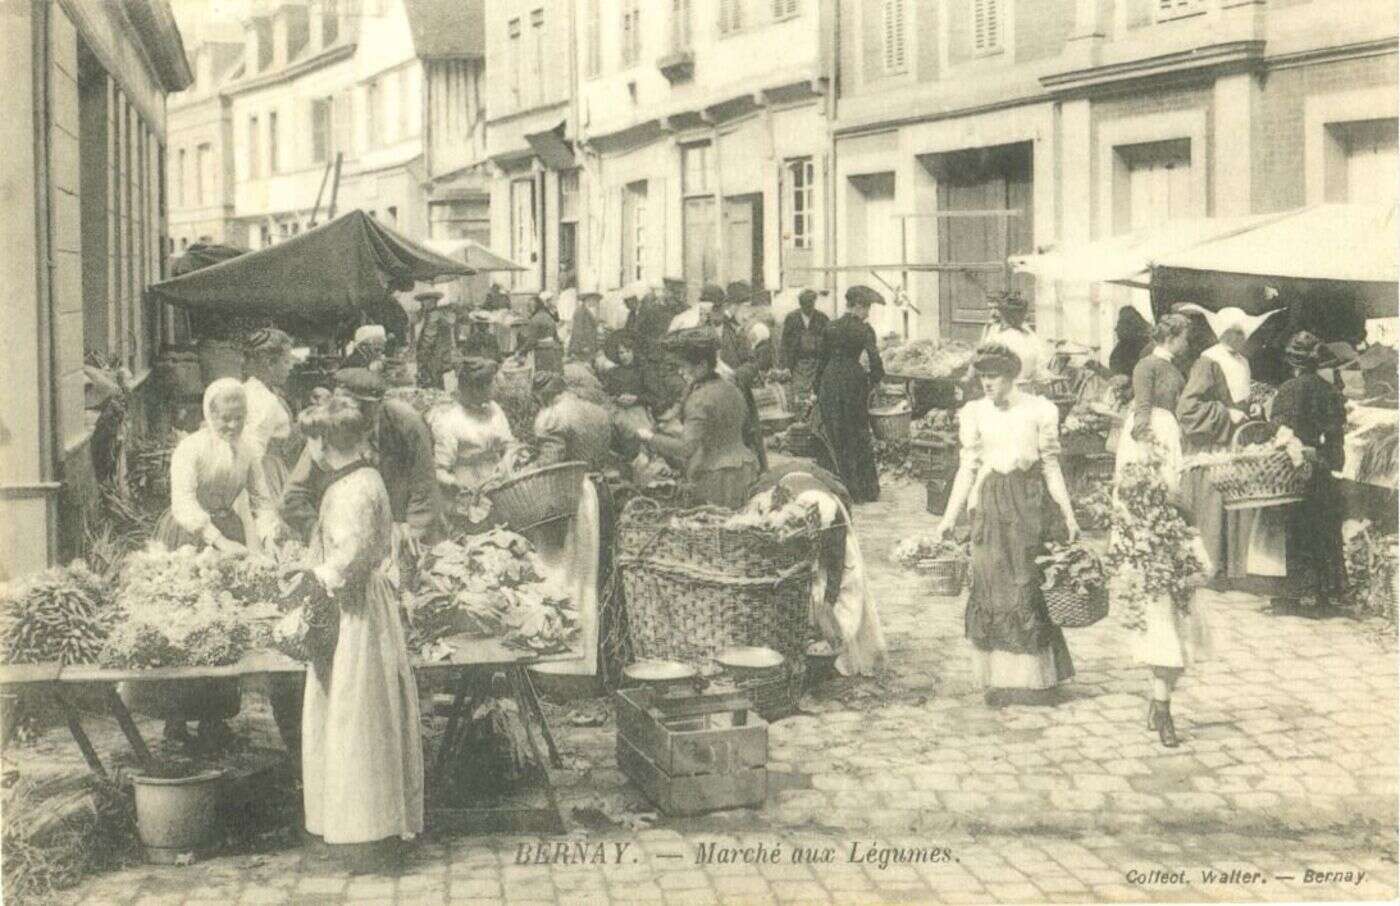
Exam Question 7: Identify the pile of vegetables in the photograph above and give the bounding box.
[1061,404,1113,439]
[1342,520,1398,621]
[1185,428,1310,470]
[1,562,115,666]
[1353,423,1398,486]
[97,543,302,669]
[1105,460,1212,633]
[731,485,824,534]
[1072,484,1115,534]
[890,536,970,571]
[872,438,918,482]
[884,339,975,380]
[1036,541,1105,598]
[404,529,578,657]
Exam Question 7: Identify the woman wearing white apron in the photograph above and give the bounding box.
[1112,313,1210,747]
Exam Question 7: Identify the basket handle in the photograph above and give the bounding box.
[1231,420,1272,449]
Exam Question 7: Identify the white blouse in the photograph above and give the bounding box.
[426,401,516,490]
[958,392,1062,476]
[242,376,292,462]
[169,427,276,545]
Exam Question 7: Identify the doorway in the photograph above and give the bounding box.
[724,193,764,290]
[683,196,718,301]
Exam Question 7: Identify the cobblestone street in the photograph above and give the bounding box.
[42,471,1400,904]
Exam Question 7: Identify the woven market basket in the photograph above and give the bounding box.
[716,647,791,722]
[915,557,966,597]
[1208,425,1316,511]
[1044,586,1109,628]
[869,400,912,442]
[619,559,812,714]
[616,497,823,579]
[486,461,588,532]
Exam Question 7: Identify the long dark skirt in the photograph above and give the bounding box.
[1179,464,1266,590]
[1286,470,1346,598]
[814,361,879,503]
[965,469,1073,690]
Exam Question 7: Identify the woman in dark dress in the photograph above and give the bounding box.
[1109,306,1153,378]
[812,285,885,504]
[1269,331,1348,615]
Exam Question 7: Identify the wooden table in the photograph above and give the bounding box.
[0,636,576,832]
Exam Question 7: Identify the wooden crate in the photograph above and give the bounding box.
[615,688,767,816]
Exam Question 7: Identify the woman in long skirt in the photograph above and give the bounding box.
[812,285,885,504]
[1112,313,1210,747]
[292,396,424,871]
[932,344,1080,707]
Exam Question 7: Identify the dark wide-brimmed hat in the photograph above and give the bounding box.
[726,281,754,306]
[1285,330,1322,366]
[993,292,1030,318]
[456,356,498,386]
[972,343,1022,378]
[333,367,387,402]
[798,288,828,306]
[699,283,727,305]
[663,326,721,357]
[845,285,885,308]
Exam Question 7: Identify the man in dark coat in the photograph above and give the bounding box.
[1270,331,1348,615]
[813,285,886,503]
[416,293,456,388]
[782,288,831,408]
[627,288,685,414]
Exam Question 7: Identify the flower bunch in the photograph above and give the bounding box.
[1105,459,1211,633]
[1036,542,1104,597]
[891,535,970,570]
[1072,484,1115,533]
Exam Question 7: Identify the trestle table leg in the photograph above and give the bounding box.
[51,687,107,780]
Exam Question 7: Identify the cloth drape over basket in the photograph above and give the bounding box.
[615,497,825,716]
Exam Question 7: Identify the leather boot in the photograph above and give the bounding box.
[1156,700,1180,748]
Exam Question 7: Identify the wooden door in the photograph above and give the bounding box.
[683,196,717,302]
[724,195,757,288]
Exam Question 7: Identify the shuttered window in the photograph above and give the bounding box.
[719,0,742,36]
[1156,0,1205,21]
[673,0,692,51]
[772,0,798,19]
[882,0,906,75]
[973,0,1003,54]
[621,0,641,65]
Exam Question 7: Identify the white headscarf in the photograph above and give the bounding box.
[202,377,248,472]
[1176,304,1282,340]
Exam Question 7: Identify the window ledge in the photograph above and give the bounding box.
[1155,9,1208,23]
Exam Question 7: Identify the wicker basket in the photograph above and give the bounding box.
[911,440,958,479]
[1207,423,1317,511]
[487,461,588,532]
[915,557,966,597]
[716,647,791,722]
[619,558,811,715]
[617,497,822,579]
[869,400,912,442]
[1044,586,1109,628]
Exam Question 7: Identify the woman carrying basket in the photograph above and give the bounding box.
[930,344,1079,708]
[1113,313,1212,747]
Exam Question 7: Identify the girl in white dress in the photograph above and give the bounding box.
[242,328,301,501]
[291,396,424,871]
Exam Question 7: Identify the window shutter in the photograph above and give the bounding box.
[720,0,740,34]
[882,0,906,74]
[772,0,797,18]
[974,0,1000,53]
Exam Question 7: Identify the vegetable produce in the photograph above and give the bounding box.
[405,529,578,656]
[890,536,970,570]
[1105,459,1211,632]
[1036,542,1105,597]
[0,562,115,666]
[1185,430,1310,470]
[1342,520,1398,621]
[1061,404,1112,438]
[873,438,918,482]
[911,410,959,446]
[731,484,823,534]
[1354,424,1398,485]
[883,339,975,380]
[1072,484,1114,533]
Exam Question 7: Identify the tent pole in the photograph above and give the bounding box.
[326,152,344,221]
[308,157,333,227]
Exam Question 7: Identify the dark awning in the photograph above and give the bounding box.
[148,211,474,329]
[525,121,576,171]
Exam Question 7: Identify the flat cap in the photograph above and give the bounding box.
[664,326,720,355]
[845,285,885,308]
[798,288,827,306]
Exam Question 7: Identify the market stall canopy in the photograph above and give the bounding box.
[149,210,475,325]
[1150,203,1398,319]
[420,237,526,272]
[170,242,247,277]
[1008,212,1282,287]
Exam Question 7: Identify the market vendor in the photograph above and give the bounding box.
[1176,305,1283,588]
[634,328,760,509]
[415,292,456,389]
[143,378,278,747]
[980,292,1051,387]
[292,395,424,872]
[344,324,388,373]
[782,289,831,409]
[626,285,686,414]
[427,357,516,513]
[812,285,885,504]
[520,292,560,354]
[567,291,603,362]
[1110,306,1153,379]
[1267,331,1348,615]
[747,465,886,677]
[931,343,1079,708]
[243,328,303,501]
[713,283,754,370]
